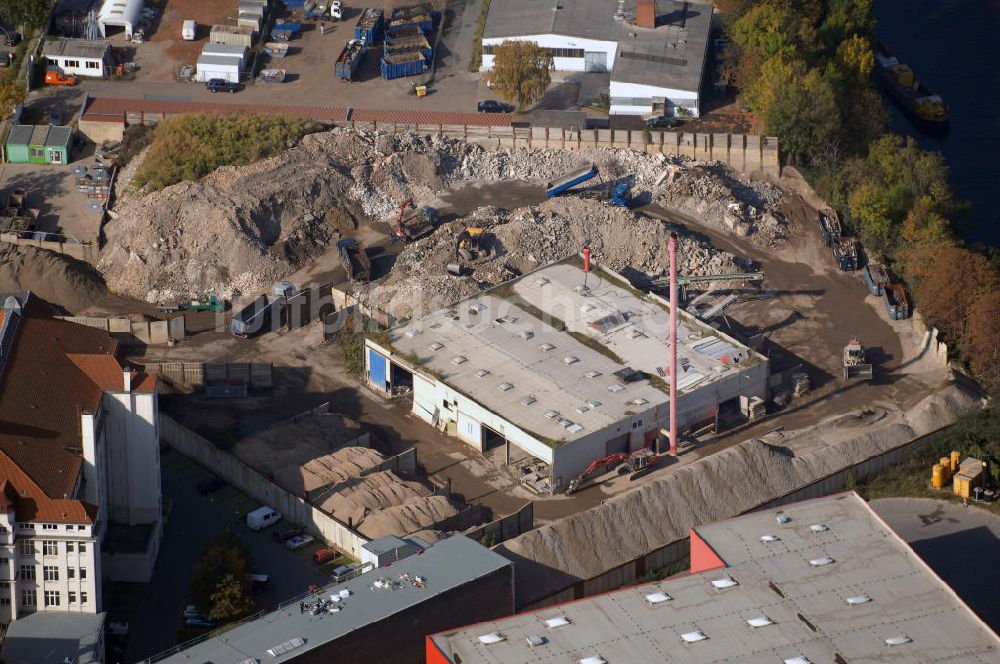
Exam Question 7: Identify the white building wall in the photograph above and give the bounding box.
[481,34,619,72]
[10,522,101,618]
[103,390,161,525]
[45,55,107,78]
[609,80,701,117]
[196,63,241,82]
[80,412,107,519]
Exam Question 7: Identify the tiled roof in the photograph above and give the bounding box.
[0,451,96,523]
[0,298,119,506]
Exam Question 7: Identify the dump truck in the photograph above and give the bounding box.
[335,39,365,81]
[546,163,598,197]
[338,238,372,283]
[843,337,873,380]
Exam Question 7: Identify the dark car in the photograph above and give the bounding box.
[272,525,303,543]
[645,115,681,129]
[206,78,242,93]
[477,100,513,113]
[49,108,62,126]
[196,476,225,495]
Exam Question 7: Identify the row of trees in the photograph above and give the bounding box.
[721,0,999,394]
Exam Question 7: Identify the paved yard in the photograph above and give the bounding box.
[0,161,102,242]
[871,497,1000,633]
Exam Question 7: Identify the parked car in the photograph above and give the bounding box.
[49,108,62,126]
[205,78,242,93]
[196,476,225,495]
[272,525,303,543]
[330,564,352,583]
[477,99,513,113]
[108,621,129,637]
[285,534,315,550]
[248,573,269,592]
[644,115,681,129]
[184,617,217,629]
[313,548,338,565]
[44,71,76,86]
[246,506,281,531]
[330,1,342,19]
[182,20,196,40]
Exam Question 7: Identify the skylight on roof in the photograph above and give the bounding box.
[760,534,780,542]
[526,635,546,647]
[885,635,912,646]
[539,343,555,351]
[645,591,672,604]
[681,630,708,643]
[587,399,602,408]
[544,616,571,628]
[579,657,606,664]
[810,523,829,532]
[558,418,572,428]
[563,356,580,365]
[452,355,467,365]
[711,576,738,589]
[747,616,774,628]
[845,594,871,605]
[630,398,649,406]
[406,328,422,337]
[576,405,589,414]
[475,368,490,378]
[478,632,506,645]
[585,370,602,378]
[608,384,625,393]
[567,423,584,433]
[545,410,560,419]
[784,658,812,664]
[429,342,444,351]
[519,330,534,340]
[469,303,486,314]
[776,514,790,524]
[809,556,834,567]
[580,303,595,312]
[520,395,537,406]
[499,382,513,392]
[266,637,305,657]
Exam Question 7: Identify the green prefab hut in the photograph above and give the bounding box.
[5,125,72,165]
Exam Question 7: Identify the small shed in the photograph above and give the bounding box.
[202,43,249,68]
[237,12,262,30]
[360,535,423,568]
[5,125,72,165]
[209,24,256,47]
[196,54,241,82]
[42,38,111,78]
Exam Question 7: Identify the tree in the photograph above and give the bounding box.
[835,34,874,79]
[965,291,1000,395]
[0,69,25,121]
[190,529,253,616]
[819,0,876,47]
[208,573,255,622]
[912,247,1000,343]
[484,40,552,110]
[0,0,52,30]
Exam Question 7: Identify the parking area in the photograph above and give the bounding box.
[118,448,328,663]
[0,162,102,242]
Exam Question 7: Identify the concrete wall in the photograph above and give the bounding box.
[0,233,100,262]
[56,315,185,345]
[464,501,534,546]
[160,414,371,559]
[133,361,273,389]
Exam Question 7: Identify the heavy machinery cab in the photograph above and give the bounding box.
[393,198,437,241]
[566,448,658,494]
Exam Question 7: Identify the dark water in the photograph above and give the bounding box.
[874,0,1000,247]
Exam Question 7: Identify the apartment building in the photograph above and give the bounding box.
[0,293,162,623]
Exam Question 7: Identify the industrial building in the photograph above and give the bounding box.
[153,535,514,664]
[481,0,713,117]
[364,257,768,493]
[428,491,1000,663]
[96,0,144,40]
[0,293,163,627]
[42,38,112,78]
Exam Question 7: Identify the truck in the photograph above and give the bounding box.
[831,237,858,271]
[303,0,328,20]
[546,163,598,197]
[380,52,427,79]
[182,20,196,40]
[863,263,890,296]
[338,238,372,283]
[354,7,384,45]
[190,295,224,312]
[335,39,365,81]
[246,506,282,531]
[884,283,910,319]
[392,198,437,242]
[843,337,873,380]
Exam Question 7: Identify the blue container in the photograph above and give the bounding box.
[354,7,384,45]
[380,53,427,79]
[335,40,366,80]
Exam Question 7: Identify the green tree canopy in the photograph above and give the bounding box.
[208,573,255,622]
[0,69,25,120]
[483,40,552,111]
[0,0,51,30]
[190,529,253,617]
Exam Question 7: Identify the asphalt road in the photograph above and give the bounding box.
[121,448,327,663]
[871,497,1000,633]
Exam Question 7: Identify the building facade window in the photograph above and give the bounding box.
[482,44,584,58]
[66,542,74,553]
[20,589,36,606]
[85,61,100,69]
[79,567,87,580]
[29,147,44,158]
[78,542,87,553]
[43,541,58,556]
[43,566,58,581]
[17,540,34,555]
[68,591,76,603]
[0,597,9,606]
[44,590,60,607]
[80,591,88,604]
[63,59,79,68]
[67,568,75,579]
[41,524,57,531]
[19,565,35,580]
[18,523,35,532]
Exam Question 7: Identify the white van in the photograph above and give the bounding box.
[182,20,196,41]
[246,506,281,531]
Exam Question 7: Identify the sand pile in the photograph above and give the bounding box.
[316,471,433,529]
[358,494,462,540]
[233,412,367,474]
[273,446,386,498]
[0,245,108,313]
[497,381,982,607]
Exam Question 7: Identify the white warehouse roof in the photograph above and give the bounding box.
[97,0,144,38]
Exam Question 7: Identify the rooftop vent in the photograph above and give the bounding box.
[608,384,625,393]
[760,534,780,542]
[519,330,534,340]
[587,400,602,408]
[520,395,537,406]
[534,277,550,287]
[429,342,444,351]
[539,343,555,352]
[784,658,812,664]
[475,368,490,378]
[563,356,580,365]
[266,637,305,657]
[776,514,791,524]
[478,632,506,645]
[545,410,560,419]
[499,382,514,392]
[544,616,571,628]
[469,303,486,314]
[585,370,602,378]
[613,367,643,383]
[526,635,547,647]
[452,355,467,365]
[576,405,589,414]
[645,591,672,604]
[845,594,872,605]
[809,556,834,567]
[711,576,738,589]
[747,616,774,628]
[630,398,649,406]
[681,630,708,643]
[557,418,572,428]
[885,635,912,646]
[579,657,607,664]
[810,523,829,532]
[567,423,584,433]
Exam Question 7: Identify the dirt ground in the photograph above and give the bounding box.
[0,162,103,242]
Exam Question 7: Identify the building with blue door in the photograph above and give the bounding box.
[364,257,767,494]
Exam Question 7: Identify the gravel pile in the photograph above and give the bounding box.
[358,494,462,540]
[272,446,386,497]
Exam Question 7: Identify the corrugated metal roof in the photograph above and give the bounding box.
[46,126,73,146]
[6,124,33,146]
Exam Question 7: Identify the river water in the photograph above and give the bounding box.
[873,0,1000,246]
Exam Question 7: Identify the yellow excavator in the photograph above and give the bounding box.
[454,228,485,261]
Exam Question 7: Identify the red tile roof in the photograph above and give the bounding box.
[0,451,95,523]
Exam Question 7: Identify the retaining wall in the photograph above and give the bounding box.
[1,232,100,263]
[57,315,185,345]
[464,502,534,546]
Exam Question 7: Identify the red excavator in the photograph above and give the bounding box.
[566,448,657,494]
[392,198,437,242]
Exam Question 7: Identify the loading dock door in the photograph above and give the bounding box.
[605,432,629,456]
[457,412,483,450]
[367,348,388,392]
[584,51,608,72]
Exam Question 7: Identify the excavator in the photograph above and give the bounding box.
[566,448,657,495]
[454,227,485,261]
[392,198,437,242]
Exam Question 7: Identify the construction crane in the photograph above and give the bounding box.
[566,448,657,494]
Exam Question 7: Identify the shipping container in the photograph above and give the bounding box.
[388,3,437,35]
[384,32,431,59]
[385,24,422,41]
[335,38,366,81]
[230,295,285,338]
[209,24,256,48]
[863,263,889,296]
[354,7,384,45]
[381,51,427,79]
[884,283,910,319]
[831,237,858,271]
[238,13,262,31]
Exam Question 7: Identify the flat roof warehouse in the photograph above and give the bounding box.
[429,492,1000,663]
[384,257,759,446]
[483,0,712,91]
